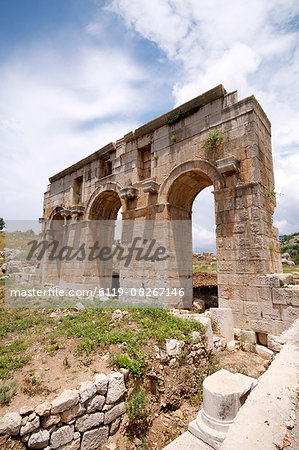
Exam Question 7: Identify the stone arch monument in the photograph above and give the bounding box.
[41,85,291,335]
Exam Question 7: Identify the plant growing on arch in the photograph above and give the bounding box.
[203,129,225,151]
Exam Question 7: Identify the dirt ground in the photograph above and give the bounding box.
[193,270,217,287]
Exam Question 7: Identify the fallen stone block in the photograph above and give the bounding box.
[255,344,273,360]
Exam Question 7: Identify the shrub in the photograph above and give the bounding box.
[126,390,151,438]
[203,129,225,151]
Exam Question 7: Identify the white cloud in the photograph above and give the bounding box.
[0,43,153,219]
[110,0,299,237]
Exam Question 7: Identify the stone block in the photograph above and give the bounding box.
[75,412,104,432]
[41,414,60,428]
[60,403,85,423]
[255,344,273,359]
[165,339,185,356]
[50,425,74,449]
[210,308,234,342]
[106,372,126,404]
[188,369,257,449]
[81,426,109,450]
[104,402,126,425]
[28,429,50,449]
[86,395,105,413]
[79,381,96,403]
[51,390,79,414]
[20,416,40,436]
[0,412,22,436]
[94,373,108,394]
[35,401,51,417]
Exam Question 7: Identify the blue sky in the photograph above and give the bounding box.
[1,0,299,251]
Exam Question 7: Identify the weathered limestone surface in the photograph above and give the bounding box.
[106,373,126,404]
[188,369,257,449]
[51,390,79,414]
[0,412,22,436]
[210,308,234,342]
[81,426,109,450]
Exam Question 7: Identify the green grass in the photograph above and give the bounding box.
[282,264,299,274]
[0,381,17,404]
[0,305,206,380]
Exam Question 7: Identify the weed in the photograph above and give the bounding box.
[80,355,93,366]
[203,129,225,151]
[110,352,146,379]
[63,356,70,368]
[269,243,274,252]
[0,382,17,404]
[126,389,150,438]
[167,106,199,126]
[171,133,176,143]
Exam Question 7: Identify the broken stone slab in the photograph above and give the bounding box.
[50,425,74,449]
[267,335,283,352]
[94,373,108,394]
[60,403,85,423]
[51,390,79,414]
[188,369,257,449]
[86,394,105,413]
[81,426,109,450]
[210,308,234,342]
[104,401,126,425]
[35,401,51,417]
[0,412,22,436]
[19,405,35,416]
[112,309,123,320]
[166,339,185,357]
[255,344,274,360]
[272,273,293,286]
[110,417,121,436]
[226,340,235,351]
[191,331,202,344]
[79,381,96,403]
[41,414,60,428]
[75,412,104,432]
[20,416,40,436]
[28,429,50,449]
[73,302,85,311]
[106,372,126,404]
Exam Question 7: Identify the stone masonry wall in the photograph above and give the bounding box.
[0,371,127,449]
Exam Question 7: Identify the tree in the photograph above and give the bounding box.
[0,218,5,231]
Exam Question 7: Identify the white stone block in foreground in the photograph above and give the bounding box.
[188,369,257,449]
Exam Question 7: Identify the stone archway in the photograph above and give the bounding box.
[86,182,123,220]
[86,186,123,291]
[40,85,293,334]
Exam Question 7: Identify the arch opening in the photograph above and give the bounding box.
[166,169,217,309]
[167,170,213,219]
[88,190,122,220]
[88,190,122,292]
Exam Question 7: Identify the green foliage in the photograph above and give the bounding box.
[269,243,274,252]
[203,129,225,151]
[265,189,277,199]
[76,339,94,355]
[0,382,17,404]
[167,107,199,126]
[171,133,176,143]
[111,353,146,379]
[127,390,150,421]
[0,339,30,379]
